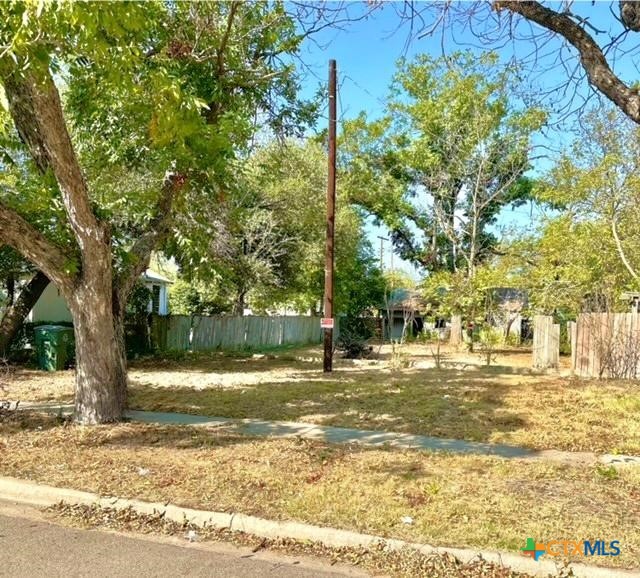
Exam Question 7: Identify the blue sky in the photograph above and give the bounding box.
[292,2,640,279]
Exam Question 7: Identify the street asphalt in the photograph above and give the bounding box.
[0,500,367,578]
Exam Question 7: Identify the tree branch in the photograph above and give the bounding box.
[2,69,107,267]
[0,200,74,294]
[217,1,240,78]
[114,171,184,313]
[611,216,639,281]
[0,270,49,356]
[494,0,640,123]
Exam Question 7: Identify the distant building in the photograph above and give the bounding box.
[27,269,172,323]
[380,288,427,341]
[486,287,529,340]
[621,291,640,313]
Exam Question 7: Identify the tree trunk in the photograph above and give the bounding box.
[69,273,127,424]
[7,273,15,305]
[233,290,247,316]
[0,271,49,357]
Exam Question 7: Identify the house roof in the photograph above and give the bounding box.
[621,291,640,300]
[383,288,427,311]
[143,269,173,284]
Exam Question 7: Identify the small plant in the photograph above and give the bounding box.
[158,349,190,362]
[503,332,521,348]
[424,481,441,496]
[478,324,502,366]
[389,341,412,370]
[428,332,446,369]
[595,464,619,480]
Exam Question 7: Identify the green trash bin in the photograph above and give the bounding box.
[34,325,75,371]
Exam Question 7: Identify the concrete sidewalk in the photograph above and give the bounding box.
[17,402,640,467]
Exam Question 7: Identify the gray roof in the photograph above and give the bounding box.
[383,288,426,311]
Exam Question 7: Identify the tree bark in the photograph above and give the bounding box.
[68,268,127,424]
[0,271,49,357]
[620,1,640,32]
[1,63,181,424]
[1,68,126,423]
[611,217,639,281]
[233,289,247,316]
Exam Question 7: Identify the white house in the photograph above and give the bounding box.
[28,269,172,323]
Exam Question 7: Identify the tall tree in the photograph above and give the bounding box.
[166,156,300,317]
[0,2,311,423]
[519,107,640,313]
[345,52,544,276]
[538,108,640,283]
[246,140,385,316]
[516,217,626,314]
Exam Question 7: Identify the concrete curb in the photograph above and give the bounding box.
[0,477,636,578]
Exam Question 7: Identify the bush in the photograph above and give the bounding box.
[504,332,521,347]
[336,316,375,359]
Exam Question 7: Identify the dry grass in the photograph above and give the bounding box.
[2,413,639,570]
[3,345,640,454]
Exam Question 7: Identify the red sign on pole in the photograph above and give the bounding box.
[321,317,334,329]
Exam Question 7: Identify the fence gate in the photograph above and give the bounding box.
[532,315,559,370]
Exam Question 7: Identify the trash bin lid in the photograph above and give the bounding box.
[35,325,72,332]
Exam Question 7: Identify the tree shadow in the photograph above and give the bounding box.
[127,365,531,446]
[0,410,261,453]
[92,421,257,451]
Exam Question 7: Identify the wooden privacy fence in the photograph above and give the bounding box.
[150,315,191,351]
[572,312,640,378]
[151,315,323,352]
[532,315,560,369]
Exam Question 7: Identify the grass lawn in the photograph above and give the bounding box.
[1,413,639,570]
[3,344,640,454]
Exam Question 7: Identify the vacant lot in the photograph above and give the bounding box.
[4,344,638,454]
[1,413,639,570]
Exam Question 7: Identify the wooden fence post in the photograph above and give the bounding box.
[450,314,462,348]
[568,320,577,374]
[532,315,559,370]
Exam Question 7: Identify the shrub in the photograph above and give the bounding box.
[478,324,502,365]
[336,316,375,359]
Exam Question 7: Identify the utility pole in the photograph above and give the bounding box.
[322,59,337,373]
[377,235,388,271]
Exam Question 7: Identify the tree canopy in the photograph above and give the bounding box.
[344,51,544,277]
